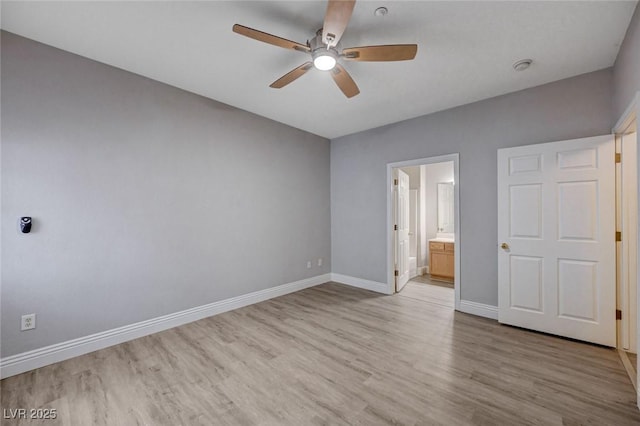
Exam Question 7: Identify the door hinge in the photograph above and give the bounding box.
[394,270,399,277]
[616,309,622,320]
[615,153,621,163]
[394,224,398,231]
[616,231,622,242]
[393,178,398,186]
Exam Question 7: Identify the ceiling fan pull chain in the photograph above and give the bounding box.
[326,34,335,47]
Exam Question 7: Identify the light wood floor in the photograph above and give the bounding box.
[399,276,454,308]
[629,352,637,373]
[2,282,639,425]
[627,351,638,389]
[411,275,454,289]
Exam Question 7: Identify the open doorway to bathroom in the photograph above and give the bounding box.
[387,154,461,310]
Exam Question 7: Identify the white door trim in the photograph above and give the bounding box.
[612,90,639,409]
[617,130,638,351]
[613,92,639,134]
[386,154,461,311]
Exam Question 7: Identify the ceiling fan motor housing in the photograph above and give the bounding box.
[310,29,340,66]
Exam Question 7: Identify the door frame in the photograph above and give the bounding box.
[386,153,461,311]
[612,91,639,406]
[615,122,638,352]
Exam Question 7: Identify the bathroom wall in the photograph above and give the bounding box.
[401,166,421,190]
[420,162,454,269]
[400,166,421,274]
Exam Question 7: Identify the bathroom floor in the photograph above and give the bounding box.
[411,274,453,289]
[398,275,454,308]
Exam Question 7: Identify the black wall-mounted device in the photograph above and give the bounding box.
[20,217,32,234]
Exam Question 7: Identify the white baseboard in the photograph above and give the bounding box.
[330,273,392,295]
[458,300,499,320]
[0,273,331,379]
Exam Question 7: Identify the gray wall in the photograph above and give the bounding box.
[331,69,613,306]
[613,2,640,121]
[1,32,330,357]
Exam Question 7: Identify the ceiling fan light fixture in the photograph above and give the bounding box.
[313,54,337,71]
[310,28,339,71]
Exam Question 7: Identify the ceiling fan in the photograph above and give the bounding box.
[232,0,418,98]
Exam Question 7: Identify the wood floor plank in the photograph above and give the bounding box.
[399,277,455,308]
[1,282,639,425]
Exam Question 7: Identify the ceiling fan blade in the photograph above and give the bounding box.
[342,45,418,61]
[270,62,314,89]
[322,0,356,47]
[233,24,310,53]
[330,64,360,98]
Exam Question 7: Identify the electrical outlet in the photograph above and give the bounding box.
[306,261,312,269]
[317,258,323,267]
[21,314,36,331]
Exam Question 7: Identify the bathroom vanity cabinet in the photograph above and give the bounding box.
[429,240,454,283]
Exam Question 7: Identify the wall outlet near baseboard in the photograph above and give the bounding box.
[317,258,323,267]
[306,261,312,269]
[21,314,36,331]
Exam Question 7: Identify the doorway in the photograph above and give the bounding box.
[387,154,461,311]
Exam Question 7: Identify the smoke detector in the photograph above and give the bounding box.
[374,7,388,17]
[513,59,533,71]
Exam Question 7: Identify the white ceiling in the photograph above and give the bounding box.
[1,1,637,139]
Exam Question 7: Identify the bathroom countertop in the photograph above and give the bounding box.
[429,237,455,243]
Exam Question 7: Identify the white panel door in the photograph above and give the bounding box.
[498,135,616,346]
[395,169,410,292]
